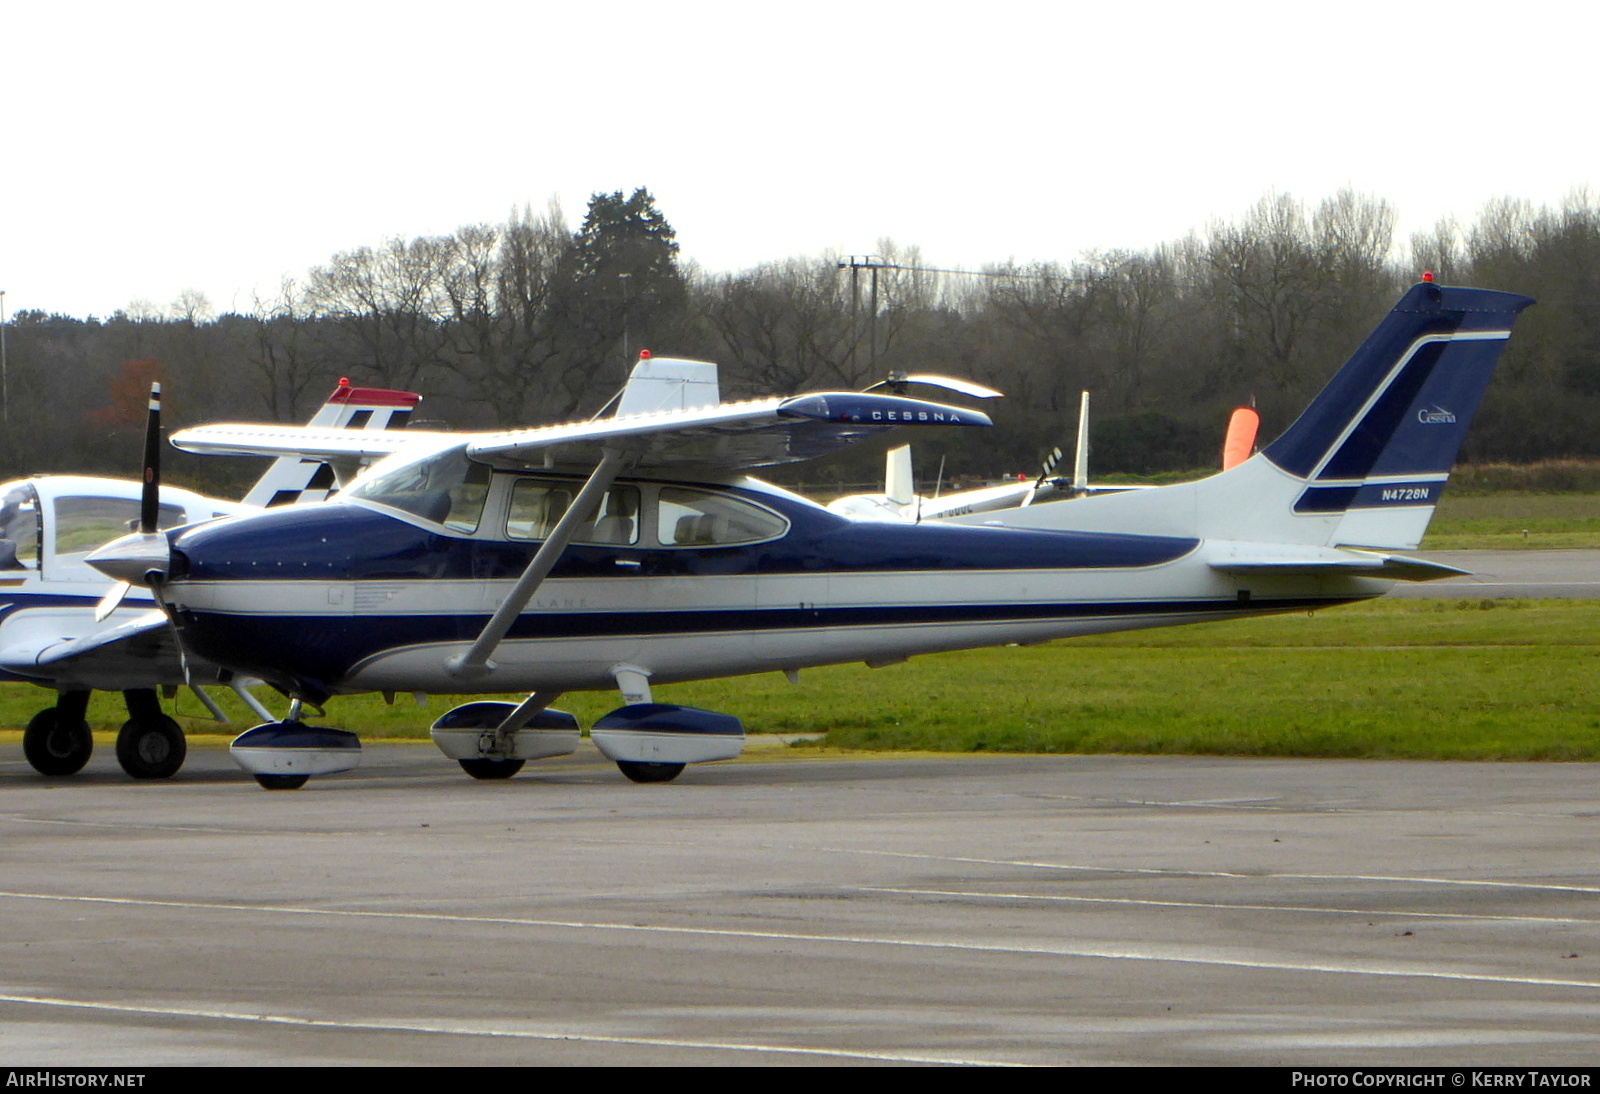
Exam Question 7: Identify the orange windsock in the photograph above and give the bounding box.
[1221,407,1260,471]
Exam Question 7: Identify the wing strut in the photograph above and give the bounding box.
[494,689,566,734]
[446,448,624,679]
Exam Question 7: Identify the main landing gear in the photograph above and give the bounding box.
[615,760,686,784]
[429,701,578,779]
[591,702,743,784]
[428,692,742,785]
[116,689,186,780]
[23,691,93,776]
[22,688,188,779]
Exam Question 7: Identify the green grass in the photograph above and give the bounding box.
[5,599,1598,763]
[1422,493,1600,549]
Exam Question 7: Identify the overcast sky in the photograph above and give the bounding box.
[2,0,1594,320]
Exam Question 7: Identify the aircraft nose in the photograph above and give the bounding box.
[86,531,175,586]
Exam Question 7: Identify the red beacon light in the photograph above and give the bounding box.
[1421,270,1434,283]
[638,349,651,360]
[338,376,350,387]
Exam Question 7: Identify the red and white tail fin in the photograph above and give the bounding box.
[241,380,421,508]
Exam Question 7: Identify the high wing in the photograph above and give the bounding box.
[174,392,992,474]
[170,424,450,466]
[468,392,989,472]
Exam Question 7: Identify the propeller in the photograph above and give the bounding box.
[862,372,1003,400]
[1020,446,1065,508]
[91,383,175,620]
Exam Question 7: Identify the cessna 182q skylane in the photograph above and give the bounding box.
[0,382,419,780]
[86,281,1530,789]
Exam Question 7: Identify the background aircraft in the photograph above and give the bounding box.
[89,280,1531,790]
[828,390,1263,521]
[2,381,419,779]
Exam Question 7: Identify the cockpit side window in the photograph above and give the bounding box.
[0,484,40,569]
[345,447,491,533]
[52,496,187,558]
[506,479,641,545]
[656,487,788,547]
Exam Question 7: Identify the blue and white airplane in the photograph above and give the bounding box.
[87,280,1532,789]
[1,381,419,779]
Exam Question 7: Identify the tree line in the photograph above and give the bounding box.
[6,187,1598,494]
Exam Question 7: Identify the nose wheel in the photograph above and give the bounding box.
[254,774,310,790]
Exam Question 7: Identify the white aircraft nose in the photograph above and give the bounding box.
[86,531,173,586]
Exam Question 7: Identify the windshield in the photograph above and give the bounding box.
[345,446,491,533]
[0,483,39,569]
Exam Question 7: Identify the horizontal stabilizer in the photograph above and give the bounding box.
[1209,549,1468,583]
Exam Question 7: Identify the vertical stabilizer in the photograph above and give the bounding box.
[615,356,721,417]
[1072,391,1090,494]
[955,282,1534,549]
[1262,282,1533,548]
[884,445,915,509]
[241,382,422,508]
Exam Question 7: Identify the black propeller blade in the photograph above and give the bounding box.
[91,382,174,620]
[140,381,162,535]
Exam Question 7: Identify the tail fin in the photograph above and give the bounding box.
[615,355,721,416]
[960,282,1534,549]
[884,445,915,509]
[1261,281,1533,548]
[241,381,422,508]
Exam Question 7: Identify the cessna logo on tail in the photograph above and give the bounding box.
[1417,405,1457,424]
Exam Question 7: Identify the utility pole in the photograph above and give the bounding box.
[618,272,632,382]
[1,290,8,428]
[836,255,891,376]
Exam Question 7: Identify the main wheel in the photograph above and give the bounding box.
[616,760,685,784]
[23,707,93,776]
[459,758,525,780]
[116,715,187,779]
[254,774,309,790]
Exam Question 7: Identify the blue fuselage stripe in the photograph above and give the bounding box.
[177,595,1355,695]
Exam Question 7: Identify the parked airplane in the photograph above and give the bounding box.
[829,391,1111,522]
[87,280,1530,790]
[1,381,419,779]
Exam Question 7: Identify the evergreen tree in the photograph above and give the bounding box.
[551,188,689,394]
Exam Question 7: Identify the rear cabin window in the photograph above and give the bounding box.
[506,480,641,545]
[656,487,787,547]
